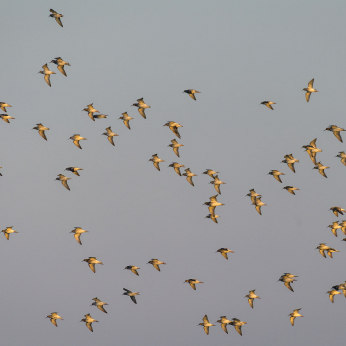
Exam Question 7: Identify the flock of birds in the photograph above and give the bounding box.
[1,8,345,338]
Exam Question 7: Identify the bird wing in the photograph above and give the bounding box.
[208,206,216,217]
[186,176,194,186]
[38,130,47,140]
[86,322,93,332]
[62,180,70,191]
[234,325,242,336]
[248,298,254,308]
[50,9,57,13]
[319,169,327,178]
[284,281,294,292]
[124,120,131,129]
[50,318,58,327]
[55,17,63,27]
[334,131,343,142]
[74,233,82,245]
[266,103,274,110]
[214,184,221,194]
[255,205,262,215]
[202,315,209,323]
[108,136,115,146]
[73,140,82,149]
[221,252,228,260]
[130,296,137,304]
[329,293,334,303]
[189,93,196,100]
[97,305,108,313]
[138,108,146,119]
[173,167,181,176]
[153,264,161,271]
[44,74,51,87]
[319,249,326,258]
[88,112,95,121]
[290,316,295,326]
[171,127,181,138]
[4,232,9,240]
[153,162,160,171]
[88,263,96,273]
[203,326,209,335]
[274,175,282,183]
[131,268,139,276]
[308,78,314,88]
[57,65,67,76]
[221,323,228,334]
[287,163,295,173]
[305,92,311,102]
[173,147,180,157]
[190,282,196,290]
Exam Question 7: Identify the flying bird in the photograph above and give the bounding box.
[69,134,87,149]
[124,266,140,276]
[182,168,197,186]
[91,297,108,313]
[198,315,214,335]
[281,154,299,173]
[132,98,150,119]
[325,125,345,142]
[245,290,261,308]
[283,186,300,195]
[65,167,83,176]
[38,63,55,87]
[46,312,63,327]
[252,197,266,215]
[32,123,49,140]
[168,139,184,157]
[184,279,204,290]
[302,138,322,165]
[202,169,219,178]
[49,9,63,27]
[313,162,329,178]
[149,154,165,171]
[164,121,183,138]
[168,162,185,176]
[260,101,276,110]
[302,78,318,102]
[83,257,103,273]
[336,151,346,166]
[55,174,71,191]
[216,248,234,259]
[289,309,303,326]
[80,314,98,332]
[102,126,118,146]
[229,318,247,336]
[183,89,201,100]
[330,206,346,217]
[82,103,99,121]
[50,57,70,76]
[70,227,88,245]
[147,259,166,271]
[119,112,133,129]
[0,102,11,112]
[0,114,15,123]
[210,175,226,194]
[268,170,285,183]
[123,288,139,304]
[1,226,18,240]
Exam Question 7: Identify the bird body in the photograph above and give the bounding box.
[268,170,285,183]
[245,290,261,308]
[198,315,214,335]
[91,297,108,313]
[168,162,185,176]
[80,313,98,332]
[124,266,140,276]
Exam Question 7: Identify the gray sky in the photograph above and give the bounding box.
[1,0,346,344]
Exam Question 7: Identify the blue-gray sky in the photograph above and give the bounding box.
[1,1,346,345]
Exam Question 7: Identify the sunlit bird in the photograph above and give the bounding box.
[124,266,140,276]
[65,167,83,176]
[0,114,15,123]
[1,226,18,240]
[69,134,87,149]
[325,125,345,142]
[168,162,185,176]
[83,257,104,273]
[185,279,204,290]
[183,89,201,101]
[302,78,318,102]
[32,123,49,140]
[283,186,300,195]
[198,315,214,335]
[147,259,166,271]
[91,297,108,313]
[132,98,150,119]
[123,288,139,304]
[289,309,303,326]
[46,312,63,327]
[245,290,261,308]
[80,313,98,332]
[50,57,70,76]
[216,248,234,259]
[70,227,88,245]
[38,63,55,87]
[149,154,165,171]
[164,121,183,138]
[55,174,71,191]
[330,206,346,217]
[268,170,285,183]
[0,102,11,112]
[168,139,184,157]
[49,9,64,27]
[182,168,197,186]
[119,112,133,129]
[260,101,276,110]
[102,126,118,146]
[313,162,329,178]
[229,318,247,336]
[281,154,299,173]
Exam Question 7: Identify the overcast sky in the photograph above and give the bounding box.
[1,1,346,345]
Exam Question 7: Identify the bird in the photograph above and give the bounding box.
[336,151,346,166]
[55,174,71,191]
[80,314,98,332]
[147,259,166,271]
[289,309,303,326]
[46,312,63,327]
[203,195,225,217]
[313,162,329,178]
[50,57,70,76]
[82,103,99,121]
[32,123,49,140]
[49,9,64,27]
[327,289,341,303]
[132,98,150,119]
[198,315,214,335]
[168,162,185,176]
[184,279,204,290]
[229,318,247,336]
[164,121,183,138]
[327,222,342,237]
[0,102,11,112]
[283,186,300,195]
[303,78,318,102]
[253,197,266,215]
[216,316,232,334]
[281,154,299,173]
[205,214,220,224]
[210,175,226,194]
[119,112,133,129]
[123,288,139,304]
[83,257,103,273]
[0,114,15,123]
[91,297,108,313]
[325,125,345,142]
[216,248,234,259]
[246,189,261,204]
[260,101,276,110]
[202,169,219,178]
[330,206,346,217]
[69,134,87,149]
[65,167,83,176]
[316,243,339,258]
[245,290,261,308]
[268,170,285,183]
[168,139,184,157]
[124,266,140,276]
[102,126,118,146]
[149,154,165,171]
[302,138,322,164]
[182,168,197,186]
[70,227,88,245]
[278,275,296,292]
[1,226,18,240]
[38,63,55,87]
[183,89,201,100]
